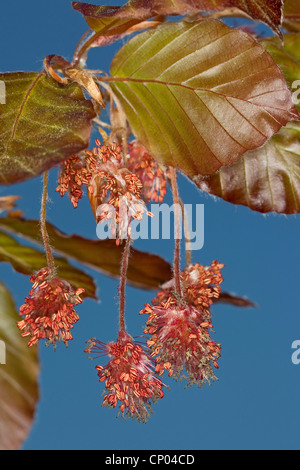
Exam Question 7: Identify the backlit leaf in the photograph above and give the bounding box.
[0,217,255,304]
[73,0,283,36]
[0,196,20,214]
[109,20,298,176]
[0,282,39,450]
[284,0,300,18]
[193,121,300,213]
[192,33,300,214]
[282,0,300,32]
[0,230,97,298]
[0,218,173,291]
[0,72,96,185]
[215,292,256,308]
[260,33,300,88]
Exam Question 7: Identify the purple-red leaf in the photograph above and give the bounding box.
[73,0,284,36]
[193,121,300,214]
[109,20,298,176]
[0,229,97,299]
[215,292,256,308]
[0,282,40,450]
[192,32,300,214]
[0,217,172,291]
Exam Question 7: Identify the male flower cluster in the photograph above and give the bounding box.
[127,140,168,204]
[85,330,164,422]
[56,154,92,208]
[56,140,169,243]
[140,261,224,387]
[85,141,151,242]
[17,268,84,348]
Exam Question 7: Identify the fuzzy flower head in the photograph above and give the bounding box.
[17,268,84,348]
[127,140,168,204]
[140,296,221,387]
[153,261,224,321]
[85,330,164,422]
[86,141,152,244]
[140,261,224,386]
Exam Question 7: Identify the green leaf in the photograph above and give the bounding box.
[0,282,40,450]
[109,20,298,176]
[284,0,300,16]
[0,72,96,185]
[283,0,300,32]
[0,230,97,298]
[260,34,300,90]
[0,218,173,291]
[73,0,284,37]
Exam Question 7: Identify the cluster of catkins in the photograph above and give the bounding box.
[17,139,224,422]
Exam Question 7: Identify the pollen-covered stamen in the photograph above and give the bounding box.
[152,261,224,320]
[85,141,151,244]
[182,261,224,314]
[127,140,168,203]
[140,261,224,386]
[17,268,84,348]
[56,155,92,208]
[85,330,164,422]
[140,298,221,387]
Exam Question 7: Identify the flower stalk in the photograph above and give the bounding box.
[40,171,55,275]
[170,167,182,297]
[119,236,131,332]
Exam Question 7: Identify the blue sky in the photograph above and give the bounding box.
[0,0,300,450]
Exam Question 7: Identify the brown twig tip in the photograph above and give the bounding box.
[119,236,131,332]
[43,55,69,85]
[170,167,182,297]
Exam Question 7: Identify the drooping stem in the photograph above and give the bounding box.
[40,171,55,274]
[178,196,192,268]
[170,167,182,297]
[73,18,164,66]
[73,28,92,65]
[95,80,129,154]
[73,30,102,67]
[202,7,252,20]
[119,236,131,332]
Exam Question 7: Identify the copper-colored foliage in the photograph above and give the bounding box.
[0,217,173,291]
[193,33,300,214]
[110,20,298,176]
[0,282,40,450]
[73,0,284,36]
[193,121,300,214]
[0,72,96,185]
[0,195,20,214]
